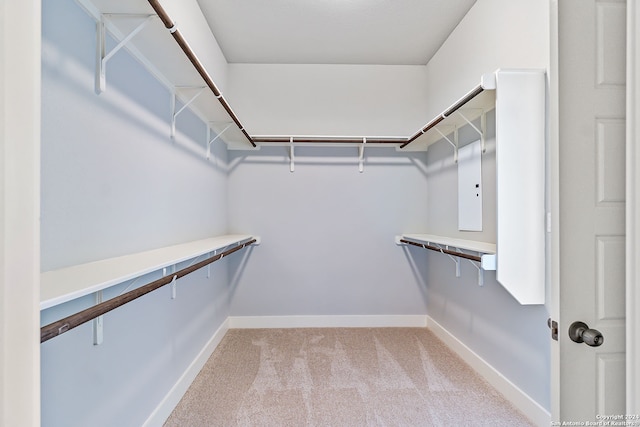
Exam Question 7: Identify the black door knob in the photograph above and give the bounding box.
[569,321,604,347]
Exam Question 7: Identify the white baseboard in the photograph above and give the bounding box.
[426,316,550,426]
[143,318,230,427]
[228,314,428,329]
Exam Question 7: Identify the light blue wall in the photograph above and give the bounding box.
[40,1,231,425]
[227,147,430,317]
[422,0,551,411]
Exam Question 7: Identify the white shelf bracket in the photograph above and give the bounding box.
[170,87,206,139]
[359,138,366,173]
[289,137,295,173]
[467,260,485,286]
[206,122,233,159]
[93,290,104,345]
[163,265,177,299]
[434,244,461,277]
[434,127,458,163]
[457,109,486,153]
[96,14,155,94]
[170,275,177,299]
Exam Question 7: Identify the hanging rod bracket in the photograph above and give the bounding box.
[96,14,155,94]
[289,137,295,173]
[359,137,366,173]
[170,274,177,299]
[93,290,104,345]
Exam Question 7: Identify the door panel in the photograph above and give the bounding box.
[557,0,626,421]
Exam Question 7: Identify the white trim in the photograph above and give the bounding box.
[0,0,41,425]
[228,315,428,329]
[627,0,640,414]
[426,316,551,427]
[143,318,230,427]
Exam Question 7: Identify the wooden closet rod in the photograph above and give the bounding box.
[401,85,485,149]
[40,239,257,343]
[251,136,405,144]
[399,238,481,262]
[147,0,256,148]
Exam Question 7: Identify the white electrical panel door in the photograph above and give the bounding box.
[458,139,483,231]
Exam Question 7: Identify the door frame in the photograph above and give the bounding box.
[627,0,640,414]
[0,0,41,425]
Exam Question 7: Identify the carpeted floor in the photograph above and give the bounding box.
[165,328,534,426]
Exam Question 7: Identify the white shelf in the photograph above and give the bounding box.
[397,233,496,285]
[400,234,496,254]
[402,73,497,152]
[41,234,256,310]
[75,0,252,149]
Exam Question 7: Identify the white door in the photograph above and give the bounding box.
[553,0,627,421]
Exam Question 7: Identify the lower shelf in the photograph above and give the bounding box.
[41,234,259,310]
[397,234,496,270]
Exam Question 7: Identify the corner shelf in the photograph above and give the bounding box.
[41,234,258,310]
[401,73,497,152]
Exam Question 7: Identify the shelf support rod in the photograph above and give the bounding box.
[434,127,458,163]
[171,87,206,139]
[289,137,295,173]
[96,14,155,94]
[359,137,366,173]
[457,109,486,153]
[206,122,233,159]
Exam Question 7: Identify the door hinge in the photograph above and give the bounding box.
[548,318,558,341]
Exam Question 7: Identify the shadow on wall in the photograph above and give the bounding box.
[400,244,430,305]
[42,21,229,175]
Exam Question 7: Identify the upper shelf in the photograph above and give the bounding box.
[75,0,501,152]
[76,0,253,149]
[40,234,257,310]
[401,73,496,152]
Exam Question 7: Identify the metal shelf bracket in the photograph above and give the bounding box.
[206,122,233,159]
[434,127,458,163]
[467,259,485,286]
[171,87,206,139]
[359,137,366,173]
[444,248,462,277]
[96,14,155,94]
[457,109,487,153]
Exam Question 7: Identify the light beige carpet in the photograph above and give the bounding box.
[165,328,534,426]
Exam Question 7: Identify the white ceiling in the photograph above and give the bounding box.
[196,0,477,65]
